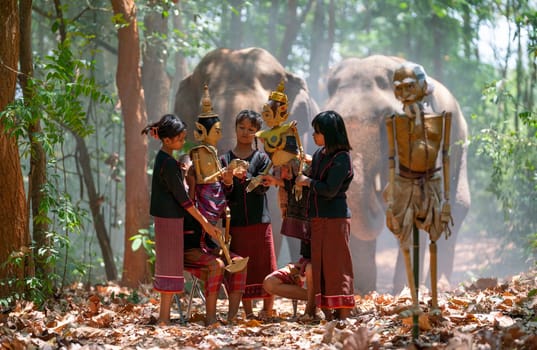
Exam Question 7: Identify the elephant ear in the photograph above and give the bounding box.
[174,75,203,140]
[284,72,319,154]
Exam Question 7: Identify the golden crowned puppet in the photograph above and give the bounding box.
[187,84,248,272]
[251,79,309,241]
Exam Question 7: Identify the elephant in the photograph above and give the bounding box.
[174,47,320,263]
[324,55,470,295]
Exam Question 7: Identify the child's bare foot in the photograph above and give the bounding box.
[257,309,276,322]
[322,309,335,321]
[205,317,219,326]
[297,313,321,324]
[336,308,352,320]
[157,319,170,326]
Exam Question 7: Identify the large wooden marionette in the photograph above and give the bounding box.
[249,79,306,201]
[188,84,248,272]
[384,64,453,314]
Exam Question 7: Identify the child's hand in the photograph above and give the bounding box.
[301,153,312,164]
[295,174,311,187]
[279,165,293,180]
[261,175,283,187]
[232,167,247,179]
[221,168,234,186]
[203,223,221,240]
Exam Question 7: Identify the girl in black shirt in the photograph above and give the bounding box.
[142,114,221,325]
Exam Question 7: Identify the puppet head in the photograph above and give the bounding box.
[195,84,222,146]
[262,79,289,128]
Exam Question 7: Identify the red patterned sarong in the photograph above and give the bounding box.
[311,218,355,309]
[184,248,246,296]
[265,258,311,288]
[230,223,277,299]
[153,216,184,293]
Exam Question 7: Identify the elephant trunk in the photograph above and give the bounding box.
[348,154,386,241]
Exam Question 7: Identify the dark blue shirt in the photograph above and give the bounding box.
[308,148,353,218]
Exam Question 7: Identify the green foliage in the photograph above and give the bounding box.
[472,96,537,257]
[0,248,58,307]
[130,225,156,270]
[0,38,113,306]
[110,289,142,305]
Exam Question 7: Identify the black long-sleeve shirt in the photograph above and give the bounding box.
[307,148,353,218]
[220,150,271,226]
[150,150,193,218]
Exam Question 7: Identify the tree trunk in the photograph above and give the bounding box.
[307,0,325,101]
[278,0,314,66]
[228,0,244,49]
[74,133,118,280]
[278,0,298,66]
[171,7,189,107]
[307,0,334,103]
[142,1,170,125]
[142,1,171,157]
[0,0,31,298]
[111,0,151,288]
[428,13,444,83]
[20,0,50,277]
[267,0,279,54]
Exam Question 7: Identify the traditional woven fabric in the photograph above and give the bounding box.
[281,216,310,241]
[195,182,226,224]
[230,223,277,299]
[311,217,355,309]
[384,174,444,249]
[153,216,184,293]
[266,257,311,288]
[184,248,246,296]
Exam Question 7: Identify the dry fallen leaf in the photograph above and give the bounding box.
[1,269,536,349]
[87,294,101,316]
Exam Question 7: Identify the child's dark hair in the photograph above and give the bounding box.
[141,113,187,140]
[235,109,263,149]
[312,110,352,154]
[235,109,263,130]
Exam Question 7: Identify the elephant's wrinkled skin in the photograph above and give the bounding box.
[324,55,470,295]
[174,47,319,261]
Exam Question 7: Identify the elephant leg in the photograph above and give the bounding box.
[350,237,377,295]
[286,236,301,263]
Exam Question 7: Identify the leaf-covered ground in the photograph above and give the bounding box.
[1,269,537,349]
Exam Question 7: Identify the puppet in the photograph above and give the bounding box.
[384,64,453,315]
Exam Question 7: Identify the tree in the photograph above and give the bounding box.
[141,0,171,128]
[19,0,51,277]
[111,0,151,287]
[0,0,33,298]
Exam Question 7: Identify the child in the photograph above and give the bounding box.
[141,113,221,325]
[262,160,316,319]
[220,110,277,319]
[295,110,355,320]
[183,212,248,325]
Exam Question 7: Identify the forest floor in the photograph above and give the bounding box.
[1,231,536,349]
[1,268,536,349]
